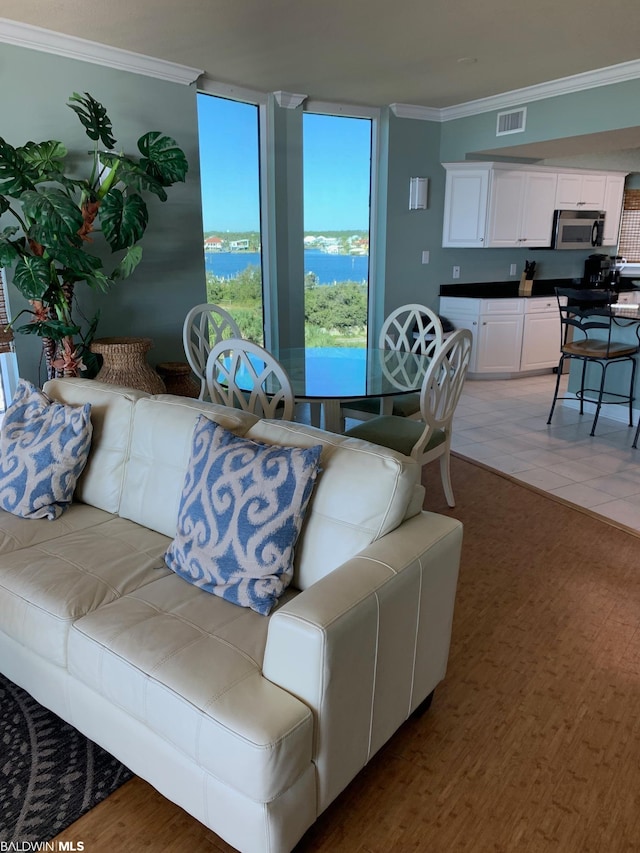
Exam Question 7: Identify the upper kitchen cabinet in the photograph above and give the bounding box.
[442,162,627,249]
[602,174,626,246]
[554,171,606,210]
[442,163,556,249]
[486,170,557,248]
[442,166,489,247]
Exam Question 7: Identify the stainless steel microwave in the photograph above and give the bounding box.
[552,209,605,250]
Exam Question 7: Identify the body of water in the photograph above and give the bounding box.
[205,249,369,285]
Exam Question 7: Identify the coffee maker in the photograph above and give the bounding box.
[582,253,613,288]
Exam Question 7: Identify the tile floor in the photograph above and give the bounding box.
[451,370,640,532]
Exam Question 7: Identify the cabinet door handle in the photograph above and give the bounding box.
[482,321,487,326]
[472,321,477,326]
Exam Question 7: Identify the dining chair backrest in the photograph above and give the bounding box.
[411,328,473,461]
[183,303,242,399]
[379,304,444,356]
[205,338,295,420]
[555,287,618,355]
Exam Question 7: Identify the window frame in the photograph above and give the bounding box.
[197,81,381,349]
[197,80,271,342]
[302,100,380,341]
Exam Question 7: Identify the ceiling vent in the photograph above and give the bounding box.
[496,107,527,136]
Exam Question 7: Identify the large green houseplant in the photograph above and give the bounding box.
[0,92,188,378]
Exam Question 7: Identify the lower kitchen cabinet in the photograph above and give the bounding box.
[440,295,561,377]
[521,297,562,372]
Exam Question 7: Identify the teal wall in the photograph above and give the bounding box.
[381,113,442,316]
[0,42,205,386]
[439,79,640,159]
[381,77,640,300]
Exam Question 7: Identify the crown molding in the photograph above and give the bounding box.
[390,103,442,121]
[0,18,203,85]
[273,91,308,109]
[441,58,640,121]
[393,58,640,123]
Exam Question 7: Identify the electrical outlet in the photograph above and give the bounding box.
[422,250,430,264]
[510,263,517,276]
[452,265,460,279]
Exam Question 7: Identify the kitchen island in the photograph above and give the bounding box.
[439,279,640,379]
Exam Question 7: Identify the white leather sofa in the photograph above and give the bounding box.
[0,378,463,853]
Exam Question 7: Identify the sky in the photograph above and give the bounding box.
[197,94,372,233]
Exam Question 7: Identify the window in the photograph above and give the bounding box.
[302,112,373,348]
[618,189,640,264]
[196,93,264,344]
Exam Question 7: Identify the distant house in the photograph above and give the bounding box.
[230,239,249,251]
[204,236,224,252]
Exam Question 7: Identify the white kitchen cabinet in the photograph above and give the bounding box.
[440,295,561,376]
[555,171,606,210]
[602,174,626,246]
[520,297,561,371]
[486,170,557,248]
[442,163,626,250]
[442,168,489,247]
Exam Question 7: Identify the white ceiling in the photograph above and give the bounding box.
[2,0,640,109]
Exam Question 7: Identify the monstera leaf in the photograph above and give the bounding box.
[18,318,80,340]
[100,189,149,252]
[13,256,53,300]
[19,141,67,180]
[112,245,143,281]
[21,188,84,247]
[67,92,116,150]
[138,131,189,187]
[98,151,167,200]
[0,138,38,195]
[0,227,21,267]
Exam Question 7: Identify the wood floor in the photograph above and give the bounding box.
[54,456,640,852]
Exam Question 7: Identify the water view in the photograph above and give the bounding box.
[205,249,369,285]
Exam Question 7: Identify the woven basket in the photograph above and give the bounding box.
[156,361,200,398]
[90,337,166,394]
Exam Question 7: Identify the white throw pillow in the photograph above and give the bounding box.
[165,415,322,615]
[0,379,93,519]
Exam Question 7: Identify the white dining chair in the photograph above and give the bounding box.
[344,329,472,507]
[183,303,242,399]
[205,338,295,420]
[342,304,444,423]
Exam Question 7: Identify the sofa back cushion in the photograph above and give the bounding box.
[43,378,150,514]
[245,420,420,590]
[118,395,259,536]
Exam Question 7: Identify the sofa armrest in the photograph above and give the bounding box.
[262,510,463,814]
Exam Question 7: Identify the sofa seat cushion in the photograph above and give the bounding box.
[0,518,171,667]
[68,573,313,803]
[0,503,112,555]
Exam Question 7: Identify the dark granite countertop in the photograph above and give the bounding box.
[439,279,640,299]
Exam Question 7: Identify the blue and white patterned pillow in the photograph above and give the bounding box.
[165,416,322,616]
[0,378,93,520]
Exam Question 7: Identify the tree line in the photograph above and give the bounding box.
[206,265,367,344]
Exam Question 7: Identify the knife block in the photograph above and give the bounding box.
[518,273,533,297]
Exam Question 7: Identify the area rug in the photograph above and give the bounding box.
[0,673,133,843]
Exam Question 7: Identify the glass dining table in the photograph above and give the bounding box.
[272,346,431,433]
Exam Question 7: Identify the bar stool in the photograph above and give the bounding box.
[547,288,640,436]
